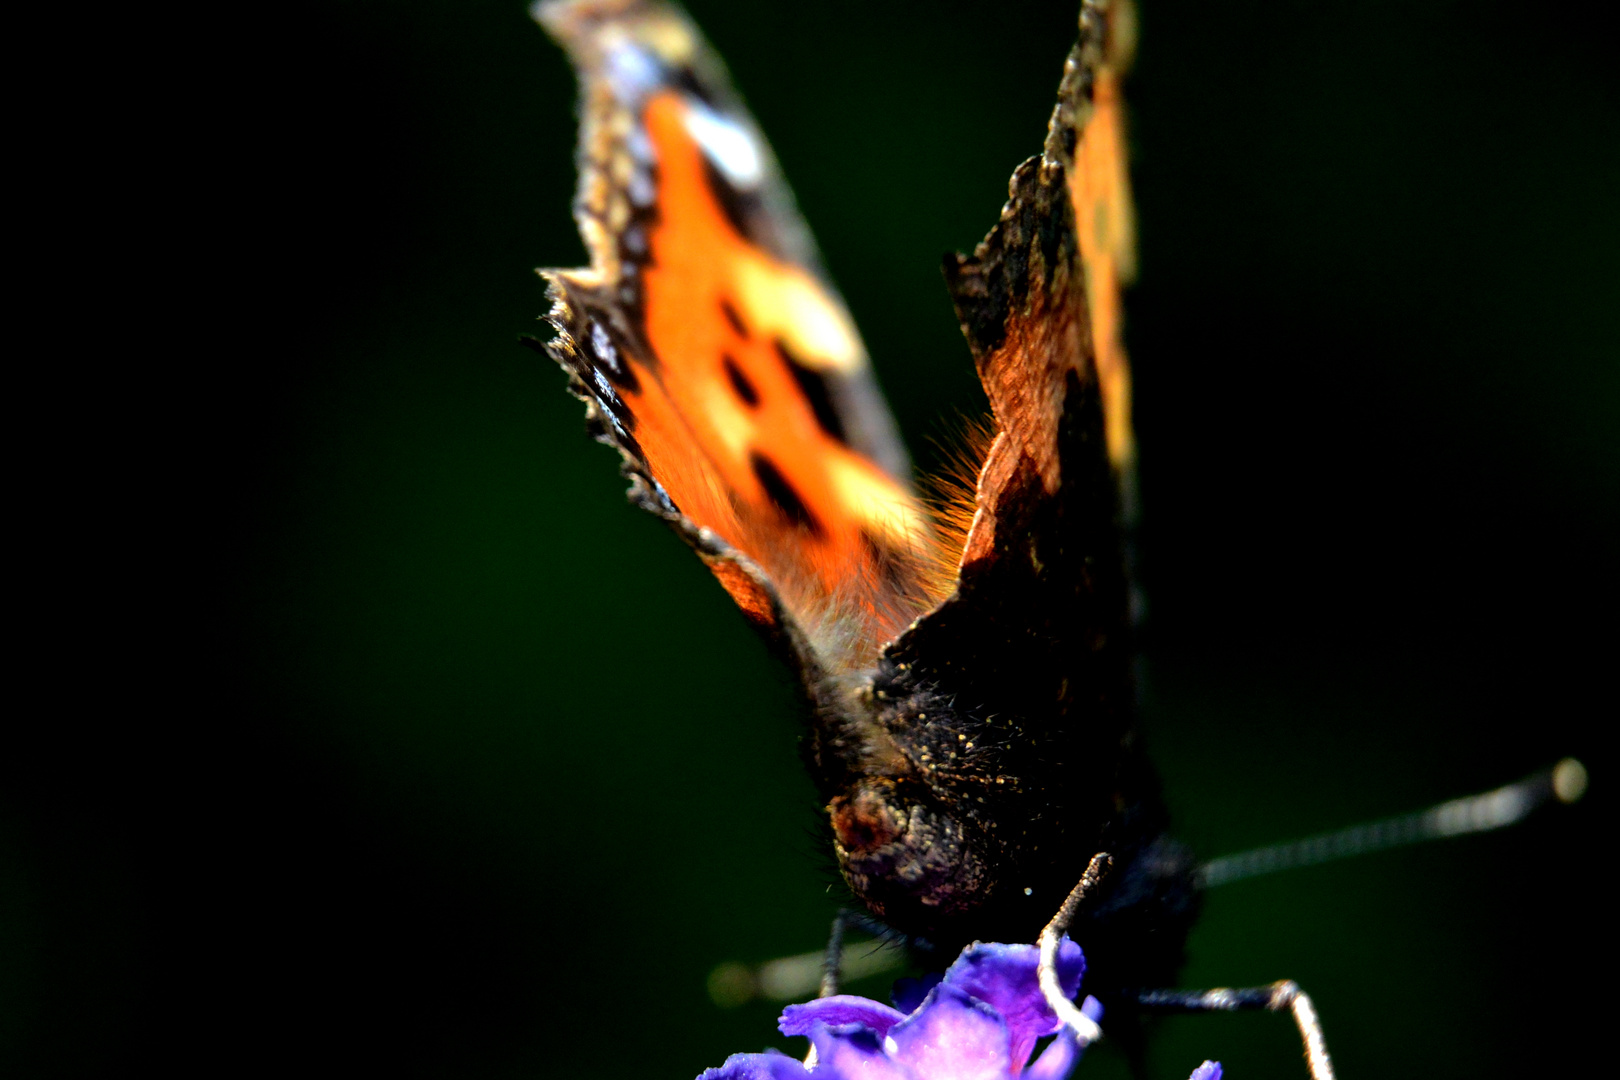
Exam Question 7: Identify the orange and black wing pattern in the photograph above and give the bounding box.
[533,0,941,671]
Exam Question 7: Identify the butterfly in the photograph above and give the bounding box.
[528,0,1195,1003]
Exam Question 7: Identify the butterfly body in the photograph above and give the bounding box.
[535,0,1195,999]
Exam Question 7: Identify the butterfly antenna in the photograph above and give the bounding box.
[1199,757,1588,888]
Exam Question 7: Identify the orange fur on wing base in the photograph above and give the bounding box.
[917,415,998,599]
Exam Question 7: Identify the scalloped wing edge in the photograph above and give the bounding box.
[532,268,830,679]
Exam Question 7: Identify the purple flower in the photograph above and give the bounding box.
[699,939,1114,1080]
[699,939,1222,1080]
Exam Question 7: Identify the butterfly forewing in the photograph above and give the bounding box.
[536,0,943,670]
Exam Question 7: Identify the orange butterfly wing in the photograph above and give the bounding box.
[535,0,941,667]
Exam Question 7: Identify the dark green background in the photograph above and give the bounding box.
[7,1,1614,1076]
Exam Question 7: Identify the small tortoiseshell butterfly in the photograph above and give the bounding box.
[532,0,1190,1009]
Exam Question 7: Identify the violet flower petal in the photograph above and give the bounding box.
[887,983,1014,1080]
[1023,994,1103,1080]
[938,939,1085,1068]
[1023,1028,1078,1080]
[1188,1062,1222,1080]
[779,996,908,1039]
[807,1023,911,1080]
[697,1048,811,1080]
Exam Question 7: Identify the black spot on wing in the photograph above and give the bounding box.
[722,354,759,407]
[719,298,749,338]
[774,339,849,445]
[672,67,716,106]
[750,452,824,536]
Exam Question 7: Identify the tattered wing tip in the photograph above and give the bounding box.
[1041,1,1112,172]
[944,155,1073,366]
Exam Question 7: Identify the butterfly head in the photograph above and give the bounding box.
[828,776,995,935]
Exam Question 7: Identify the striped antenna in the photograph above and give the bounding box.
[1199,758,1588,889]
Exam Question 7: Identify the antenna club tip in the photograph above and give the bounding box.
[1552,758,1588,804]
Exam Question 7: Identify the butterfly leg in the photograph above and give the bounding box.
[1135,983,1335,1080]
[819,908,851,998]
[1036,852,1114,1047]
[819,908,896,997]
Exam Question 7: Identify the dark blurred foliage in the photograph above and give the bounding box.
[6,1,1615,1077]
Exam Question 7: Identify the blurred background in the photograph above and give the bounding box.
[6,0,1614,1076]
